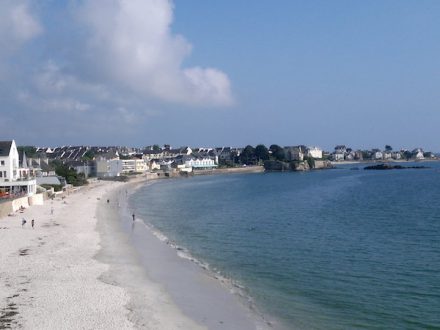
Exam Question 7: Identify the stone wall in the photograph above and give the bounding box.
[0,193,45,219]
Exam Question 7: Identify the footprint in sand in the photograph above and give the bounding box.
[18,249,29,256]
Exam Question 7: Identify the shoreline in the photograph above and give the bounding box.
[1,178,276,329]
[330,158,440,165]
[95,180,205,329]
[104,178,276,329]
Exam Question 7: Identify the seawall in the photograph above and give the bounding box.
[0,193,46,219]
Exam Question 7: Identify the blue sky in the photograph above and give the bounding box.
[1,0,439,151]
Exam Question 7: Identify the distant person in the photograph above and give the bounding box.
[132,213,135,221]
[31,219,35,228]
[51,207,54,215]
[21,218,26,227]
[107,199,110,204]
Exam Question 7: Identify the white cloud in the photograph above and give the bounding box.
[0,0,42,53]
[0,0,234,144]
[75,0,233,106]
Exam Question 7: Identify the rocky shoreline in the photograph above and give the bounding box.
[364,164,429,170]
[263,160,333,172]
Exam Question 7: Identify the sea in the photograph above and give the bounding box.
[129,162,440,329]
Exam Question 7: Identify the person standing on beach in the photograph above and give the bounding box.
[22,218,26,227]
[51,207,54,215]
[31,219,35,228]
[132,213,135,221]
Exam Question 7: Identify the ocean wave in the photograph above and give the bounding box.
[139,219,263,314]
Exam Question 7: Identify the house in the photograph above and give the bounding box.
[372,150,383,160]
[185,157,217,169]
[284,146,306,161]
[0,140,37,197]
[307,147,323,159]
[332,145,348,161]
[412,148,425,160]
[354,151,364,160]
[345,152,355,161]
[148,159,161,171]
[383,151,392,160]
[159,160,174,172]
[392,152,402,160]
[334,145,347,154]
[333,152,345,161]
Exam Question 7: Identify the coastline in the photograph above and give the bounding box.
[1,177,275,329]
[330,158,440,165]
[95,180,205,329]
[101,178,276,329]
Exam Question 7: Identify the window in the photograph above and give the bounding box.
[0,160,4,166]
[0,172,2,177]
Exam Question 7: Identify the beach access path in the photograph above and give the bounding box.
[0,180,203,329]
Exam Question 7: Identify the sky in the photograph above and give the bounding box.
[1,0,439,151]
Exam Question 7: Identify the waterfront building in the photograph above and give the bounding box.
[412,148,425,160]
[0,140,37,197]
[284,146,306,161]
[372,151,383,160]
[95,158,123,177]
[307,147,323,159]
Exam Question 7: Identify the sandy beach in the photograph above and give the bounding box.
[0,179,271,329]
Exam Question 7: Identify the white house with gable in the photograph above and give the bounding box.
[307,147,323,159]
[0,140,37,197]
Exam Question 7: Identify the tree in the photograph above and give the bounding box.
[240,145,256,165]
[255,144,269,162]
[269,144,285,161]
[54,161,88,186]
[304,156,315,169]
[403,150,412,160]
[17,146,37,158]
[152,144,161,151]
[385,145,393,152]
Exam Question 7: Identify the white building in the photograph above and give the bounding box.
[383,151,393,160]
[372,151,383,160]
[333,152,345,161]
[413,148,425,160]
[0,140,37,197]
[121,159,147,174]
[307,147,323,159]
[185,157,217,169]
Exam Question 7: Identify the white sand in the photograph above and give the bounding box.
[0,180,204,329]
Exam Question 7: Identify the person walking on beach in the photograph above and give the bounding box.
[31,219,35,228]
[51,207,54,215]
[132,213,135,221]
[21,218,26,227]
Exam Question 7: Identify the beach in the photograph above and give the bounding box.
[0,179,270,329]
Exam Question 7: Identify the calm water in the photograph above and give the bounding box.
[130,163,440,329]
